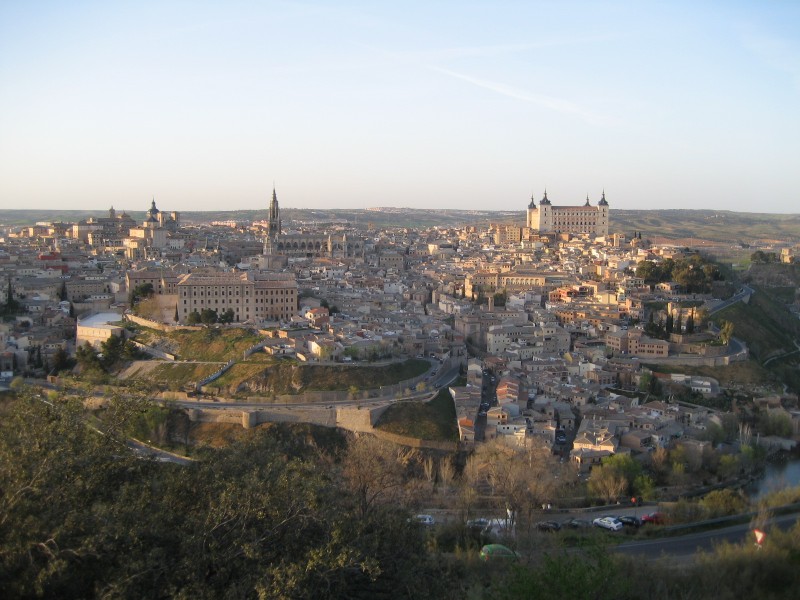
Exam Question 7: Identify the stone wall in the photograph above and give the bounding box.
[181,403,456,451]
[130,340,176,361]
[125,313,203,332]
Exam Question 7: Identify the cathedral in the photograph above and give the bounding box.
[526,190,609,237]
[263,188,364,259]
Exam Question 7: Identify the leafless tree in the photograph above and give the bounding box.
[340,434,412,518]
[438,456,456,492]
[422,455,435,484]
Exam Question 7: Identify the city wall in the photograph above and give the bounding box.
[182,403,456,450]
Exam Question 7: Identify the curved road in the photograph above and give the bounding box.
[615,512,799,560]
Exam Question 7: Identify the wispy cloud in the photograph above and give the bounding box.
[429,66,616,127]
[358,34,620,65]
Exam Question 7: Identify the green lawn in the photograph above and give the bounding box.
[136,327,262,362]
[144,362,222,390]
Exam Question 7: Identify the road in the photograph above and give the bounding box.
[615,512,799,560]
[127,438,196,465]
[707,285,755,317]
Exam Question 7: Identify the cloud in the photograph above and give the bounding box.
[429,66,616,127]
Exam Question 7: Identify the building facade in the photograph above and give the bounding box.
[526,190,609,237]
[176,271,297,323]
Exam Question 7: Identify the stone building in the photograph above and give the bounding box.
[526,190,609,237]
[176,271,297,323]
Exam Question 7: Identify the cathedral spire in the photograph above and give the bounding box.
[268,185,281,240]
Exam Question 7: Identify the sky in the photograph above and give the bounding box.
[1,1,799,214]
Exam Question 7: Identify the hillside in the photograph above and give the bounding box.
[713,282,800,393]
[211,358,430,396]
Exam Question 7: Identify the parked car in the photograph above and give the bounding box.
[467,518,491,531]
[617,515,643,528]
[642,512,665,525]
[415,514,435,526]
[536,520,562,533]
[592,516,623,531]
[562,518,591,529]
[479,544,519,561]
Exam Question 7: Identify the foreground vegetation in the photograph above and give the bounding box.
[4,387,800,598]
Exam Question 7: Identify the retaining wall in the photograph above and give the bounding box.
[130,340,176,361]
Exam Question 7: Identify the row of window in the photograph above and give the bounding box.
[182,288,294,297]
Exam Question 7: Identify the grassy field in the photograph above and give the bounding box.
[136,327,262,362]
[207,358,431,396]
[204,362,276,394]
[374,388,458,441]
[142,362,223,390]
[644,361,772,387]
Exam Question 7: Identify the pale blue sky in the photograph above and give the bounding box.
[1,1,798,213]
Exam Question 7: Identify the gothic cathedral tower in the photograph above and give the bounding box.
[268,186,281,240]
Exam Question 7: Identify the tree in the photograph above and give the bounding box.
[51,347,71,374]
[601,454,643,493]
[716,454,740,480]
[200,308,218,324]
[128,283,154,306]
[758,411,793,437]
[59,280,68,301]
[0,393,446,599]
[422,456,435,485]
[650,446,670,482]
[588,464,627,503]
[719,320,735,344]
[186,310,201,325]
[340,435,414,519]
[633,474,656,501]
[174,304,179,323]
[438,456,455,492]
[701,489,747,518]
[685,310,695,334]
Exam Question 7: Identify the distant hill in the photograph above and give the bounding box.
[2,208,799,244]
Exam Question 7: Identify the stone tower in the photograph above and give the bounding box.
[267,186,281,240]
[597,190,609,236]
[536,190,552,231]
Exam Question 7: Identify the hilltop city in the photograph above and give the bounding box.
[2,190,800,597]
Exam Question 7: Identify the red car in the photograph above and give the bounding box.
[642,512,665,525]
